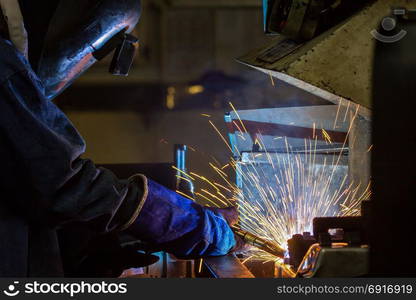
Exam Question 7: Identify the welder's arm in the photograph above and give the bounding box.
[0,66,146,233]
[0,47,235,256]
[0,40,146,236]
[127,178,236,257]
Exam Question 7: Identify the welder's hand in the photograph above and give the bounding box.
[206,206,239,226]
[126,178,236,257]
[231,234,251,254]
[206,207,250,253]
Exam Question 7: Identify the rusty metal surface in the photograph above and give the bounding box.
[203,255,255,278]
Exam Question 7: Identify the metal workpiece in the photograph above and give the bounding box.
[225,105,350,155]
[202,255,255,278]
[296,243,369,278]
[313,216,367,246]
[225,102,370,247]
[236,150,349,218]
[287,233,317,270]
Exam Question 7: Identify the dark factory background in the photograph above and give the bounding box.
[55,0,326,199]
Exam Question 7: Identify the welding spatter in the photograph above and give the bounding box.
[232,226,286,258]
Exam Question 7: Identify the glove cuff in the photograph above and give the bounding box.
[118,174,149,231]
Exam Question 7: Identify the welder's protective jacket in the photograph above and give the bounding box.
[0,37,235,277]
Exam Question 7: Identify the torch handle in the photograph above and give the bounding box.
[232,226,286,258]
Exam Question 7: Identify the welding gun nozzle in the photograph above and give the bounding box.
[232,226,285,258]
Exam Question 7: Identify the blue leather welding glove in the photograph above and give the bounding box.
[126,177,236,258]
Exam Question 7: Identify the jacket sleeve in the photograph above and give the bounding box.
[0,56,144,233]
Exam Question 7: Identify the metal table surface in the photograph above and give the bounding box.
[202,255,255,278]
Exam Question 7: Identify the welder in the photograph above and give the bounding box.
[0,0,237,277]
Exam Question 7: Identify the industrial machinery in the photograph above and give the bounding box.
[290,209,370,277]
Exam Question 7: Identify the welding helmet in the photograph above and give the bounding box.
[18,0,141,100]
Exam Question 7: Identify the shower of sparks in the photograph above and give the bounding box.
[343,100,351,123]
[269,71,275,87]
[172,166,195,180]
[242,255,254,264]
[229,101,248,134]
[175,190,195,201]
[209,120,234,153]
[333,98,343,129]
[312,123,316,139]
[198,259,203,273]
[321,129,332,144]
[235,139,371,254]
[175,102,371,267]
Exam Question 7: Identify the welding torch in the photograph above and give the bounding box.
[207,206,285,258]
[232,225,286,259]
